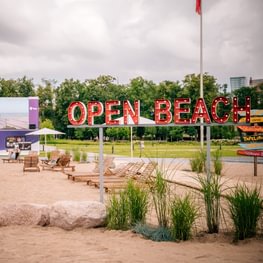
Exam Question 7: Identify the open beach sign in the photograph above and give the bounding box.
[67,96,251,126]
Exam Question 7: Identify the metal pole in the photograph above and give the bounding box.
[99,127,104,203]
[206,126,211,181]
[200,2,204,149]
[130,127,133,160]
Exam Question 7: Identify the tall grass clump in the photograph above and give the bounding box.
[81,151,88,162]
[65,149,71,155]
[124,180,149,226]
[72,149,81,162]
[149,170,171,228]
[106,192,129,230]
[190,150,206,173]
[213,149,223,175]
[198,173,223,233]
[227,185,262,240]
[170,195,199,241]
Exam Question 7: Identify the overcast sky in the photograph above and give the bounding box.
[0,0,262,88]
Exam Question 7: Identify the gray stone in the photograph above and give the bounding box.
[49,201,106,230]
[0,203,50,226]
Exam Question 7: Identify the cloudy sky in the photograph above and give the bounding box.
[0,0,262,88]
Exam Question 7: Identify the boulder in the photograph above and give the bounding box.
[49,201,106,230]
[0,203,50,226]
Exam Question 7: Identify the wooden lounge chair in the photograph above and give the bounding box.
[40,154,75,172]
[98,161,157,192]
[41,150,60,164]
[87,162,136,186]
[23,155,40,172]
[2,151,23,163]
[134,161,158,182]
[66,156,115,181]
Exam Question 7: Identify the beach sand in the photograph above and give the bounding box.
[0,158,262,263]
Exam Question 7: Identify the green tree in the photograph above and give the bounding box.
[106,127,129,140]
[0,77,35,97]
[181,73,220,113]
[17,76,35,97]
[169,127,184,141]
[37,79,56,122]
[234,86,261,109]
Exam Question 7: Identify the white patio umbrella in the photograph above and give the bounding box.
[26,128,65,156]
[113,116,155,159]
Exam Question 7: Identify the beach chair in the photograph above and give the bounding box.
[89,161,144,188]
[2,148,23,163]
[98,161,157,192]
[66,156,115,181]
[41,150,60,164]
[23,155,40,172]
[87,162,136,186]
[40,154,75,172]
[134,161,158,182]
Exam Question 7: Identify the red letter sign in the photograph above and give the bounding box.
[174,98,191,124]
[232,96,250,123]
[68,101,87,125]
[87,101,104,125]
[105,100,120,125]
[211,97,230,123]
[123,100,140,124]
[191,98,211,123]
[155,99,172,124]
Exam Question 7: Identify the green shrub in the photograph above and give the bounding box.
[149,170,171,228]
[227,185,262,240]
[197,173,223,233]
[124,180,149,225]
[81,151,87,162]
[65,149,71,155]
[190,150,206,173]
[73,150,81,162]
[106,192,129,230]
[213,149,223,175]
[170,195,199,241]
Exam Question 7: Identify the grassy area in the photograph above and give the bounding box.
[48,139,240,158]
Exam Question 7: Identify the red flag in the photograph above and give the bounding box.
[196,0,201,15]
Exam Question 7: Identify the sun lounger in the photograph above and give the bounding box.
[40,154,75,172]
[66,156,115,181]
[23,155,40,172]
[2,157,24,163]
[41,150,60,164]
[87,161,143,186]
[96,161,157,192]
[2,151,23,163]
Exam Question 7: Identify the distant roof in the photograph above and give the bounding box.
[249,78,263,87]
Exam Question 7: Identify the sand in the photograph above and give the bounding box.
[0,158,262,263]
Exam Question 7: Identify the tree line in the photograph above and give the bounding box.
[0,74,262,141]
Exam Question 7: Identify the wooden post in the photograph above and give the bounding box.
[254,156,257,177]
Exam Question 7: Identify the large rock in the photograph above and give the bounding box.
[49,201,106,230]
[0,203,50,226]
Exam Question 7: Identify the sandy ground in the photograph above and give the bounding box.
[0,157,262,263]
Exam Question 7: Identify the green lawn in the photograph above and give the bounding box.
[49,139,240,158]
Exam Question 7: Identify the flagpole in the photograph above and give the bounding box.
[200,2,204,149]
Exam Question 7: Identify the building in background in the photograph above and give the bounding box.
[230,76,247,93]
[0,97,39,155]
[249,77,263,88]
